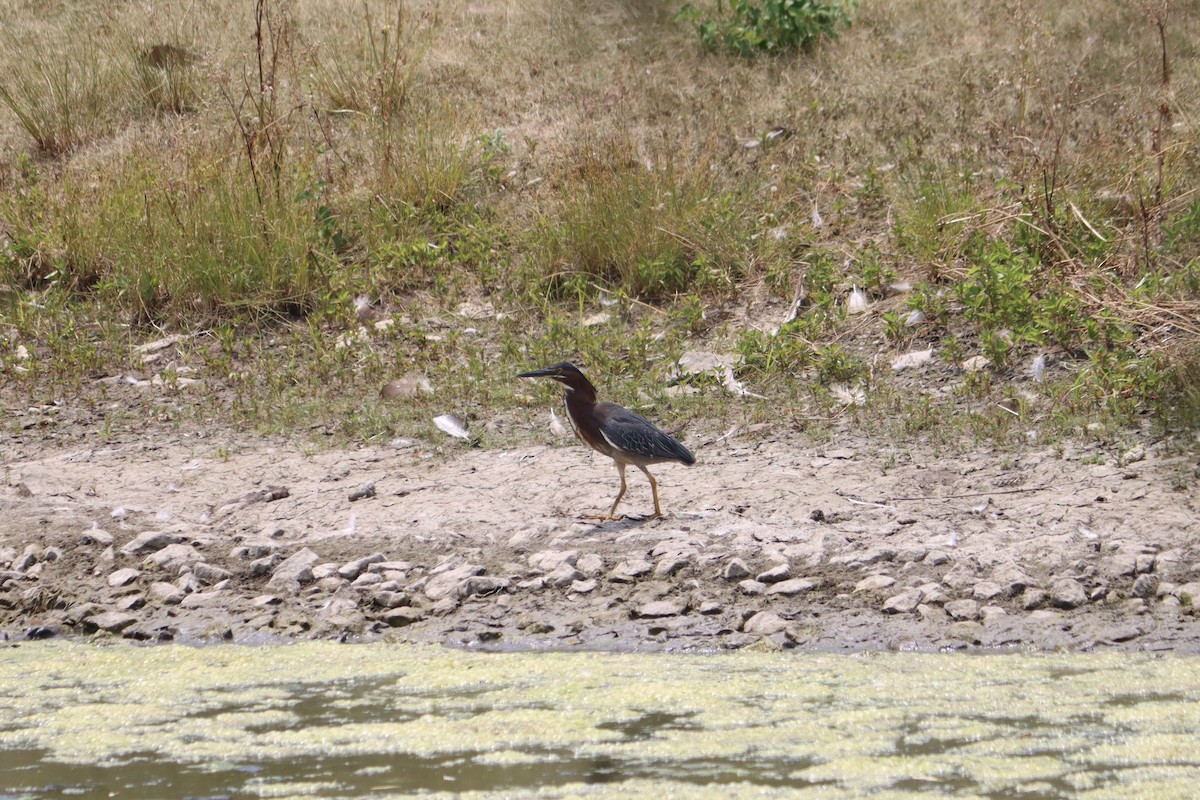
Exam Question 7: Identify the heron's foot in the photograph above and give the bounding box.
[579,513,624,522]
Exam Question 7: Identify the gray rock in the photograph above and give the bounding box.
[149,582,185,605]
[86,611,139,634]
[120,531,184,556]
[571,579,598,593]
[372,590,411,608]
[654,556,691,579]
[1049,578,1088,609]
[738,579,766,596]
[924,550,951,566]
[528,550,578,573]
[80,528,114,546]
[266,547,320,592]
[41,547,62,562]
[367,560,414,574]
[1135,553,1156,574]
[108,568,142,588]
[980,605,1008,624]
[424,564,483,600]
[230,542,275,560]
[352,573,385,589]
[312,563,341,580]
[944,599,979,621]
[767,578,817,596]
[339,553,387,580]
[756,563,792,584]
[973,581,1004,602]
[854,574,895,593]
[723,559,751,581]
[180,590,229,609]
[1020,588,1047,610]
[13,547,38,572]
[898,547,929,563]
[252,594,282,607]
[1175,581,1200,603]
[547,564,585,588]
[381,607,424,627]
[743,611,788,635]
[882,588,924,614]
[697,600,723,615]
[944,621,985,644]
[462,576,512,597]
[636,599,686,618]
[992,564,1034,596]
[144,543,202,572]
[1132,574,1160,599]
[250,554,282,577]
[576,554,605,576]
[116,594,145,612]
[609,559,653,582]
[193,563,233,584]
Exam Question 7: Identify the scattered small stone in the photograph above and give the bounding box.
[1049,577,1088,609]
[897,547,928,563]
[368,560,414,574]
[462,576,511,597]
[547,563,585,588]
[654,556,691,579]
[180,590,229,609]
[636,599,686,618]
[120,531,184,557]
[973,581,1004,602]
[698,600,723,615]
[424,564,483,600]
[348,482,376,502]
[571,579,598,594]
[756,563,791,584]
[576,554,605,576]
[230,542,275,560]
[193,563,233,584]
[339,553,387,580]
[980,605,1008,623]
[1135,554,1156,574]
[149,582,185,605]
[382,607,424,627]
[944,599,979,621]
[250,554,283,577]
[80,528,114,546]
[143,543,202,572]
[924,550,951,567]
[882,588,924,614]
[352,573,385,590]
[743,611,788,635]
[1020,588,1047,610]
[251,594,282,607]
[85,611,139,634]
[737,579,766,596]
[944,621,985,644]
[108,568,142,588]
[116,594,145,612]
[313,563,341,580]
[266,548,320,592]
[767,578,817,596]
[609,559,653,582]
[529,550,578,573]
[372,590,410,608]
[1132,574,1159,599]
[723,559,751,581]
[12,547,38,572]
[854,574,895,593]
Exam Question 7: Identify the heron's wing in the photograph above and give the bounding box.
[594,403,695,465]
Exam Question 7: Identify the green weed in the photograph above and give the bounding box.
[677,0,855,56]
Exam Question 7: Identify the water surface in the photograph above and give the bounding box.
[2,642,1198,798]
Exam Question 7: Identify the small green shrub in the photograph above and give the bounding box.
[677,0,855,56]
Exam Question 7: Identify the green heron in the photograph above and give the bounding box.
[518,362,695,519]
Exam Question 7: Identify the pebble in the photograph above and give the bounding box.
[1020,588,1047,610]
[756,563,792,584]
[120,531,184,556]
[723,559,751,581]
[266,548,320,592]
[944,599,979,621]
[737,579,766,596]
[546,564,585,588]
[972,581,1004,602]
[576,554,605,576]
[13,547,38,572]
[116,594,145,611]
[372,590,411,608]
[230,542,275,560]
[636,599,686,618]
[924,550,951,566]
[944,621,984,644]
[743,611,788,635]
[1175,581,1200,602]
[1049,577,1088,609]
[767,578,817,596]
[571,579,598,593]
[697,600,723,615]
[108,568,142,588]
[180,590,229,608]
[882,588,924,614]
[352,573,385,589]
[149,582,185,605]
[86,611,139,634]
[462,576,512,597]
[424,564,483,600]
[80,528,114,546]
[250,554,282,577]
[980,605,1008,623]
[339,553,387,580]
[193,563,233,584]
[528,550,578,573]
[854,574,895,593]
[1134,553,1157,574]
[609,559,652,582]
[1131,574,1159,599]
[381,607,424,627]
[251,594,281,607]
[992,564,1034,596]
[654,556,691,579]
[367,560,414,574]
[143,544,202,572]
[313,563,341,580]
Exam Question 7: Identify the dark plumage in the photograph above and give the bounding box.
[518,362,695,519]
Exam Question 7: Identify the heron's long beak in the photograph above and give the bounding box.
[517,367,559,379]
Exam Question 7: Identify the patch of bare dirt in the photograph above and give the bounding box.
[2,427,1199,652]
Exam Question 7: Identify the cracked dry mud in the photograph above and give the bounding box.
[2,429,1199,652]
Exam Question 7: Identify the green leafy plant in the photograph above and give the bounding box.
[677,0,855,56]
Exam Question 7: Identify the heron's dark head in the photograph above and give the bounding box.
[517,362,596,395]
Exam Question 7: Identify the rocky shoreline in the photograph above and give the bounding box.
[3,433,1199,652]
